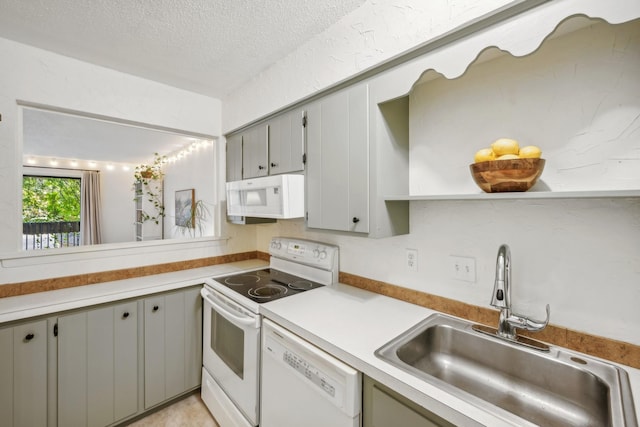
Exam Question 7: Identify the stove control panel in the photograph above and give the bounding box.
[270,237,338,271]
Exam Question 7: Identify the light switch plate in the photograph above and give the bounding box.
[449,255,476,282]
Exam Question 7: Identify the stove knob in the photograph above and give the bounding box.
[313,249,320,258]
[319,250,327,260]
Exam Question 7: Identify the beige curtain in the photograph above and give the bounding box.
[80,171,102,245]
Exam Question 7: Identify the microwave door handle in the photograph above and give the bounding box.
[202,291,258,328]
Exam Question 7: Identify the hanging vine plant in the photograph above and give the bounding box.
[134,152,166,183]
[133,153,167,225]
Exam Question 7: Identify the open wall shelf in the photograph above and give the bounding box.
[385,190,640,202]
[371,7,640,203]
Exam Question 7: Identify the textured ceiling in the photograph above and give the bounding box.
[22,108,200,166]
[0,0,367,98]
[3,0,367,165]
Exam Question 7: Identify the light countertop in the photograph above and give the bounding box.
[260,283,640,427]
[2,262,638,425]
[0,259,268,324]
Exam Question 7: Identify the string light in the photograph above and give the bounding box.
[138,139,214,170]
[24,138,214,172]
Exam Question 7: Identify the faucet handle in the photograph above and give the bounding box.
[508,304,550,332]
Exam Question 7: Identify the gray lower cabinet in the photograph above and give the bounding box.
[144,287,202,409]
[57,300,138,427]
[363,376,455,427]
[0,319,48,427]
[1,285,202,427]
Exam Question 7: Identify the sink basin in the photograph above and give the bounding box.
[375,314,637,427]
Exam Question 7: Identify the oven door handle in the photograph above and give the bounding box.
[201,288,259,328]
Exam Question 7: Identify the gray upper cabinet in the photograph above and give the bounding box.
[268,109,305,175]
[0,319,48,427]
[223,79,410,238]
[57,300,138,427]
[226,133,243,182]
[226,109,306,183]
[241,124,269,179]
[306,83,370,233]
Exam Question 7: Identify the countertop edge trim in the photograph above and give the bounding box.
[339,271,640,370]
[0,251,259,298]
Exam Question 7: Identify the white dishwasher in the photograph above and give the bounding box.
[261,319,362,427]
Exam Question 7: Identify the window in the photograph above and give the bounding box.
[22,175,81,249]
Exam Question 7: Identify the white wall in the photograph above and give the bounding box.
[222,0,514,131]
[2,0,638,350]
[242,3,640,347]
[258,196,640,346]
[0,36,222,252]
[409,19,640,195]
[100,166,137,244]
[0,36,257,285]
[163,142,218,239]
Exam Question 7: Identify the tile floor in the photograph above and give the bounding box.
[127,394,219,427]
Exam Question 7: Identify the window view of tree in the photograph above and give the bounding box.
[22,176,81,249]
[23,176,81,221]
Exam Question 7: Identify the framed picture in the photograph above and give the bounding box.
[175,189,195,228]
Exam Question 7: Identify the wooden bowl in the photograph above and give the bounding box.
[469,158,545,193]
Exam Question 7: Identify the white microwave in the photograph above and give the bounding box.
[226,174,304,219]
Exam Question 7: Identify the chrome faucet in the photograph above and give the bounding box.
[490,244,550,341]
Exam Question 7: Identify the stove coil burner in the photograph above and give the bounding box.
[249,284,288,299]
[224,274,262,287]
[288,280,314,290]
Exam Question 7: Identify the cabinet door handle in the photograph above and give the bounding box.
[122,311,130,319]
[152,305,159,312]
[258,165,265,170]
[352,217,360,224]
[270,162,278,168]
[24,333,35,342]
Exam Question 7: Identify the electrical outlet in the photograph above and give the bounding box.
[406,249,418,272]
[449,255,476,282]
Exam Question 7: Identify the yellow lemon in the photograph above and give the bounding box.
[491,138,520,156]
[519,145,542,158]
[496,154,520,160]
[474,148,496,163]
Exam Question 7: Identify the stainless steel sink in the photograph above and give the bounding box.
[376,313,638,427]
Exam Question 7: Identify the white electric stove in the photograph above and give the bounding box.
[200,237,339,427]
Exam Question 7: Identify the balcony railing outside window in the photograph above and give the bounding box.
[22,221,81,250]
